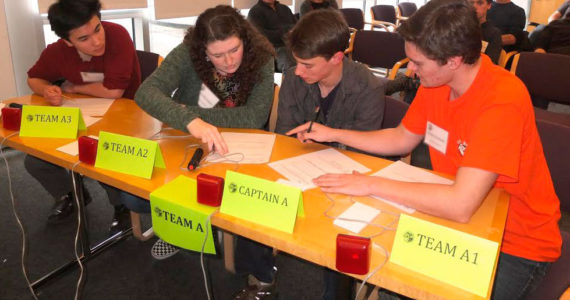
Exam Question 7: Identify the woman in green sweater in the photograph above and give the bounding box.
[130,5,275,259]
[135,5,275,154]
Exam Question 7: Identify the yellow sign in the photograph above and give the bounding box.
[390,214,499,298]
[150,176,217,254]
[220,171,304,234]
[94,131,165,179]
[20,105,86,138]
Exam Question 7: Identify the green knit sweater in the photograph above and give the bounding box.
[134,42,275,132]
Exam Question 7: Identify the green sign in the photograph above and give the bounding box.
[150,175,217,254]
[95,131,165,179]
[390,214,499,297]
[220,170,304,234]
[20,105,86,138]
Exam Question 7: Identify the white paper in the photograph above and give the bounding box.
[56,135,98,156]
[276,179,314,191]
[334,202,380,234]
[268,148,371,189]
[61,98,115,127]
[370,161,454,213]
[206,132,276,164]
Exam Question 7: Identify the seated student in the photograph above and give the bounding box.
[131,5,275,259]
[235,9,386,300]
[25,0,140,233]
[534,10,570,55]
[470,0,502,64]
[288,0,562,299]
[247,0,297,72]
[487,0,529,52]
[299,0,339,17]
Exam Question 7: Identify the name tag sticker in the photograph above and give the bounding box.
[80,72,105,83]
[20,105,86,139]
[424,121,448,154]
[95,131,165,179]
[390,214,499,297]
[150,175,217,254]
[220,170,304,234]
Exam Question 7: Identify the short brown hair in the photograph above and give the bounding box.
[287,9,350,60]
[397,0,481,65]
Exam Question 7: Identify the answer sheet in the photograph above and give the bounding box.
[268,148,371,189]
[206,132,276,164]
[370,161,454,213]
[62,98,115,127]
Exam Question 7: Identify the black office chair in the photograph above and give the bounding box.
[340,8,365,31]
[136,50,164,82]
[350,30,409,79]
[397,2,417,25]
[369,5,398,31]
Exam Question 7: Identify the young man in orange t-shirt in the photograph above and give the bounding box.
[287,0,561,299]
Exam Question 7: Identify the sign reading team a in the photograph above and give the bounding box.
[150,175,217,254]
[19,105,86,139]
[95,131,165,179]
[390,214,500,298]
[220,171,304,234]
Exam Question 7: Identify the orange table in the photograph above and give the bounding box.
[1,95,509,299]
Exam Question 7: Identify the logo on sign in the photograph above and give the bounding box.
[102,141,149,158]
[27,115,33,122]
[403,231,414,243]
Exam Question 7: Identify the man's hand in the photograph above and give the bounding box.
[43,85,63,106]
[313,171,373,196]
[186,118,228,155]
[61,80,76,94]
[286,122,336,144]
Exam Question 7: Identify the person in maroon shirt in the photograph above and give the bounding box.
[25,0,140,233]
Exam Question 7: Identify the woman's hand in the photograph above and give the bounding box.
[286,122,336,144]
[313,171,372,196]
[186,118,229,154]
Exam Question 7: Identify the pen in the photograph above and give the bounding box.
[307,106,321,133]
[188,148,204,170]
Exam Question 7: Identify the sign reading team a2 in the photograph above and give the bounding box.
[390,214,500,297]
[220,171,304,234]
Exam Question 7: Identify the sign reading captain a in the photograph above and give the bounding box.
[220,170,304,234]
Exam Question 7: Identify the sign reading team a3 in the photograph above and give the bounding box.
[390,214,500,298]
[220,171,304,234]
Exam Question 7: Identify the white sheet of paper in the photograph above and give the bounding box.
[206,132,276,164]
[276,178,314,191]
[56,135,98,156]
[370,161,454,213]
[268,148,371,189]
[334,202,380,234]
[61,98,115,127]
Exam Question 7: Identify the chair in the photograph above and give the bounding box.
[350,30,409,79]
[340,8,365,31]
[498,49,517,69]
[510,52,570,109]
[136,50,164,82]
[396,2,417,24]
[268,85,280,133]
[526,115,570,299]
[383,96,411,163]
[369,5,398,32]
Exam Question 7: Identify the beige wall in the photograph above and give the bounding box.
[529,0,566,23]
[0,0,18,99]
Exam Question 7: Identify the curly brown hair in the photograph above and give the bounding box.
[184,5,275,106]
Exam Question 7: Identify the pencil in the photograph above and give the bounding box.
[307,106,320,133]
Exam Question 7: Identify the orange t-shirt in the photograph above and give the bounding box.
[402,55,561,262]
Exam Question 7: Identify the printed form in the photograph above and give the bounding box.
[62,98,115,127]
[206,132,276,164]
[268,148,371,189]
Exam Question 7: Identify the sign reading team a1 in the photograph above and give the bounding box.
[95,131,165,179]
[220,171,304,234]
[390,214,500,298]
[19,105,86,139]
